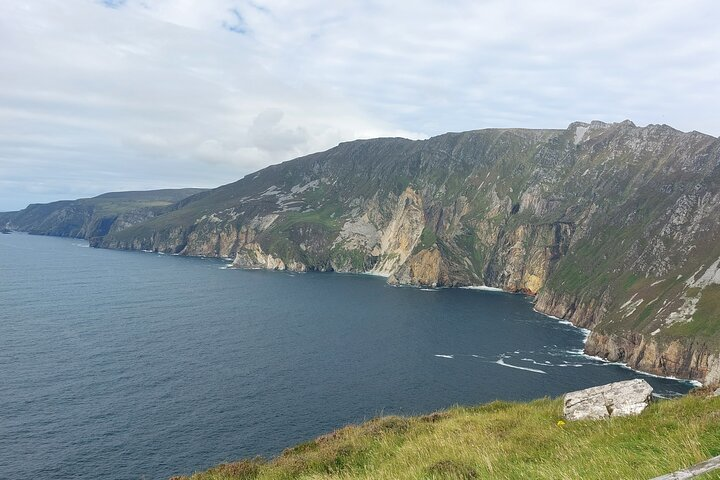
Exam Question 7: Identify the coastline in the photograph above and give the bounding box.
[533,308,702,387]
[9,231,708,386]
[459,285,506,293]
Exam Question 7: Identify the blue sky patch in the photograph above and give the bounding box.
[99,0,127,8]
[222,8,247,34]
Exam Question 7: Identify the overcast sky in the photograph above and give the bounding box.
[1,0,719,210]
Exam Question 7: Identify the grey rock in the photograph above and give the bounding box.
[563,379,653,421]
[714,387,720,397]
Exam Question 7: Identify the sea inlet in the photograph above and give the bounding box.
[0,233,694,479]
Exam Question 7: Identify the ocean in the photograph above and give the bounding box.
[0,233,694,479]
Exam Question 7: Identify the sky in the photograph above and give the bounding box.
[1,1,719,210]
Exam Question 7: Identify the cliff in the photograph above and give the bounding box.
[71,122,720,383]
[0,188,206,240]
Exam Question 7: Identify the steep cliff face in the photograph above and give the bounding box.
[370,187,426,275]
[388,247,449,287]
[1,189,206,240]
[484,222,574,294]
[232,242,307,272]
[90,121,720,382]
[585,331,720,385]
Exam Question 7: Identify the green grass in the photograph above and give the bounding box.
[330,246,368,271]
[417,227,437,251]
[665,285,720,345]
[174,395,720,480]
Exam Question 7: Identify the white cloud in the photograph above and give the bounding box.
[0,0,718,209]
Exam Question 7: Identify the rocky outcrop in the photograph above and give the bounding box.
[484,222,573,294]
[563,379,653,421]
[388,247,449,287]
[370,187,425,275]
[585,331,720,385]
[232,242,306,272]
[534,289,610,330]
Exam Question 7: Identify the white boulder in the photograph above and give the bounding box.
[563,379,653,421]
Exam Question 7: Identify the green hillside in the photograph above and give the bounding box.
[1,188,206,239]
[173,393,720,480]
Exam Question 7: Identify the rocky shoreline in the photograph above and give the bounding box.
[103,236,720,385]
[533,288,719,385]
[11,121,720,385]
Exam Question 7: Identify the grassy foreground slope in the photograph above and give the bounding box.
[176,394,720,480]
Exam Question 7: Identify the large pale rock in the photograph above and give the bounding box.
[563,379,653,421]
[232,242,306,272]
[371,187,425,276]
[388,247,449,287]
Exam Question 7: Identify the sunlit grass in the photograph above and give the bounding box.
[173,394,720,480]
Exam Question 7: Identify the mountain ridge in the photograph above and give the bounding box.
[7,121,720,384]
[0,188,207,240]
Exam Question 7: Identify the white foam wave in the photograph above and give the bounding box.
[603,357,702,386]
[565,351,702,386]
[532,308,696,383]
[519,357,584,368]
[434,354,454,359]
[495,357,547,374]
[361,270,391,278]
[460,285,505,292]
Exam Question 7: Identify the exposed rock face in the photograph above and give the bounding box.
[388,247,449,287]
[83,121,720,382]
[534,288,610,329]
[484,222,573,294]
[585,331,720,385]
[232,242,307,272]
[563,379,654,421]
[371,187,425,275]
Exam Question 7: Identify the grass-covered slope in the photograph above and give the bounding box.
[1,188,206,239]
[174,394,720,480]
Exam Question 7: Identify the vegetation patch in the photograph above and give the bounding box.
[425,459,478,479]
[665,285,720,344]
[416,227,437,251]
[330,246,368,271]
[175,395,720,480]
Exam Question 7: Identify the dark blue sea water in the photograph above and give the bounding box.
[0,233,694,479]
